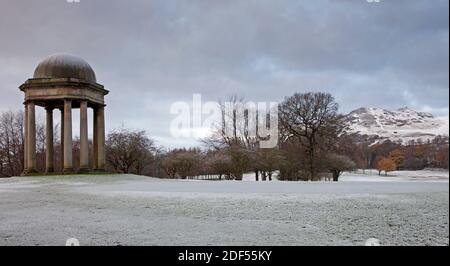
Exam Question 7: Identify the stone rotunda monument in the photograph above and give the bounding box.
[20,54,109,175]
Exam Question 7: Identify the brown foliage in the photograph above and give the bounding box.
[389,149,405,170]
[376,157,396,176]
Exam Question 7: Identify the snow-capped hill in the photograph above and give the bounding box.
[345,107,449,143]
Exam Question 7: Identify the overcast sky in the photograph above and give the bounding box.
[0,0,448,148]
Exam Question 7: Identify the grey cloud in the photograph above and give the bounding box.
[0,0,448,147]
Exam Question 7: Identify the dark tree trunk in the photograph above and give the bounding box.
[332,170,340,182]
[308,136,316,180]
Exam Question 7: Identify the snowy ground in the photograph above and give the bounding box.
[341,169,450,182]
[242,169,450,182]
[0,170,448,246]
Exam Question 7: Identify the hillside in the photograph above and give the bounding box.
[345,107,449,143]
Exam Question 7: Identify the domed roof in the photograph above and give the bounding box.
[33,54,97,83]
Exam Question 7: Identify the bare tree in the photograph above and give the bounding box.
[279,92,344,180]
[202,96,271,180]
[161,152,178,179]
[207,150,232,180]
[0,111,24,177]
[160,148,203,179]
[325,154,356,181]
[202,96,259,150]
[255,148,283,181]
[105,128,156,174]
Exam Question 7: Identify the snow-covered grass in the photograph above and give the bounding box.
[340,169,449,182]
[240,169,449,182]
[0,171,448,246]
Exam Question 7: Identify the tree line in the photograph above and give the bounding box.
[1,92,448,179]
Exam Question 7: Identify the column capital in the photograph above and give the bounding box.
[93,104,107,110]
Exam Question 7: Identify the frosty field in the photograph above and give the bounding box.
[0,171,448,246]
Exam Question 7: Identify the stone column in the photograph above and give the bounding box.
[23,103,29,174]
[79,101,89,172]
[92,108,98,170]
[63,100,73,172]
[60,108,64,172]
[27,102,37,173]
[45,107,54,173]
[96,106,106,171]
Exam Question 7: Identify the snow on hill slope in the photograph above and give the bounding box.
[345,107,449,143]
